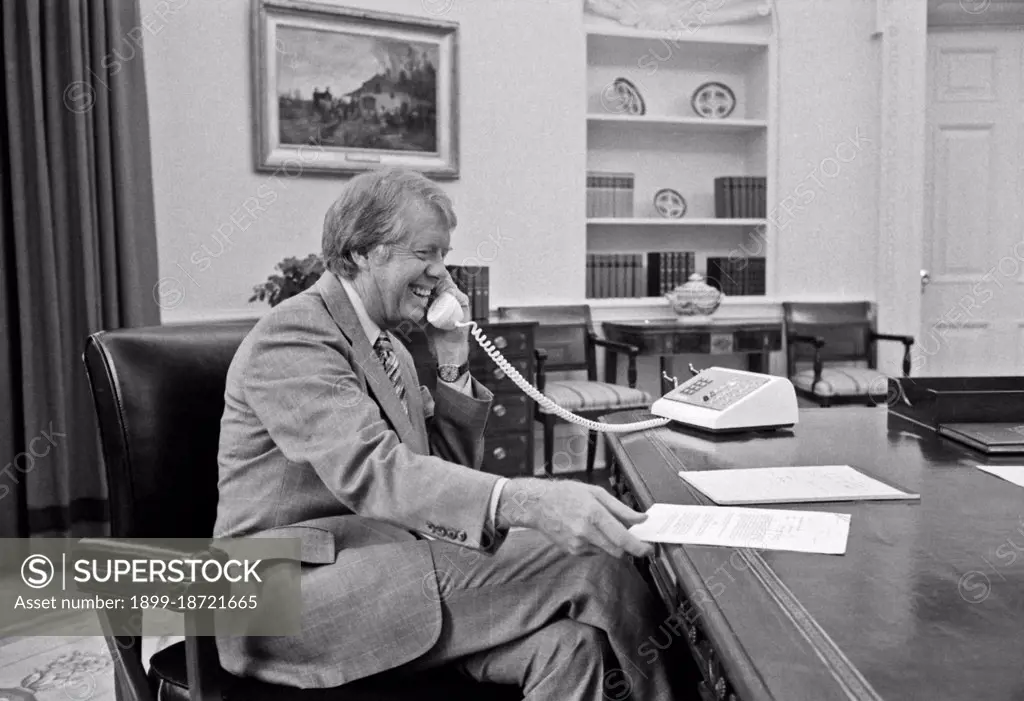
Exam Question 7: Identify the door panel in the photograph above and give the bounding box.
[922,30,1024,376]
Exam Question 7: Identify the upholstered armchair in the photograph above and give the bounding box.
[783,302,914,407]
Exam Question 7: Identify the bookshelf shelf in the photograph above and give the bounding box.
[584,8,776,302]
[587,114,767,133]
[587,217,766,227]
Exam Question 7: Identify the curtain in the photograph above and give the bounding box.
[0,0,160,538]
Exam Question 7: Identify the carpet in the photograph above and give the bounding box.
[0,628,181,701]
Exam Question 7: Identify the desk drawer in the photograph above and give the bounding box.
[482,434,530,477]
[672,334,707,354]
[470,325,532,359]
[733,328,782,353]
[485,394,530,434]
[472,358,532,394]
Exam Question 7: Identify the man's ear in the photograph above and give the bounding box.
[350,249,371,272]
[365,243,395,268]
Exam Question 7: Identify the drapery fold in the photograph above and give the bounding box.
[1,0,160,537]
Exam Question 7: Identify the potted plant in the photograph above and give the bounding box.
[250,253,325,307]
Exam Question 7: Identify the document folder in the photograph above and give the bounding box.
[937,423,1024,455]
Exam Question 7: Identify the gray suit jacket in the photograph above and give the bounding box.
[213,271,504,689]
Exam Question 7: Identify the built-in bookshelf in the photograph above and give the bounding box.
[584,8,776,304]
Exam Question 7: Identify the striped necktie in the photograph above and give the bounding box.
[374,332,407,412]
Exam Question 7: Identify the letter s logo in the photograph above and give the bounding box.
[22,555,55,589]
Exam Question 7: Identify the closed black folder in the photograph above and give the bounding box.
[938,422,1024,454]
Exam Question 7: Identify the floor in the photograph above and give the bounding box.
[0,623,177,701]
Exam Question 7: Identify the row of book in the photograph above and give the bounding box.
[585,253,766,298]
[587,171,634,218]
[714,177,766,218]
[446,265,489,321]
[588,172,767,219]
[586,252,694,298]
[707,256,766,296]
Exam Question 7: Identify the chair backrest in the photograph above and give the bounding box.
[783,301,877,373]
[496,305,594,375]
[82,320,256,539]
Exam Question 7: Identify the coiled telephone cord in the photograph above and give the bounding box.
[457,321,671,434]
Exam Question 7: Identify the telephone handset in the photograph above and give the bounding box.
[425,289,465,331]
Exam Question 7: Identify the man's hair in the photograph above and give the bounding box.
[321,168,457,278]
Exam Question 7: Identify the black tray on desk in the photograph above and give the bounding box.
[887,375,1024,428]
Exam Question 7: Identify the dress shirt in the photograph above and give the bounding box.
[335,272,508,533]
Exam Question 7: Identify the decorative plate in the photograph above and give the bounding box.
[608,77,645,116]
[691,81,736,119]
[654,188,687,218]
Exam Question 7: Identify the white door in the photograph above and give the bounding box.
[920,29,1024,376]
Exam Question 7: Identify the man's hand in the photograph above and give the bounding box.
[425,274,470,367]
[496,478,653,559]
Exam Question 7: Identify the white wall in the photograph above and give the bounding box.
[771,0,880,302]
[144,0,585,322]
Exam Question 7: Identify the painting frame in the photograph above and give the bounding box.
[252,0,459,179]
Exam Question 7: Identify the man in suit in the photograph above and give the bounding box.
[214,168,679,700]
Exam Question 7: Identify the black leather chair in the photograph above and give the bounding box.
[80,321,523,701]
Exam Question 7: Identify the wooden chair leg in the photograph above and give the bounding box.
[543,415,555,476]
[97,607,154,701]
[585,430,598,476]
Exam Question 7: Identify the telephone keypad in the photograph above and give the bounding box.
[665,369,770,411]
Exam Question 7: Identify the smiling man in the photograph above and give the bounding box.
[213,168,681,700]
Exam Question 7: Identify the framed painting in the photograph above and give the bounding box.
[252,0,459,178]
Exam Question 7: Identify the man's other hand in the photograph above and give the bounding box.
[497,478,654,559]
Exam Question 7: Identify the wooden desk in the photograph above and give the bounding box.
[601,319,782,393]
[603,408,1024,701]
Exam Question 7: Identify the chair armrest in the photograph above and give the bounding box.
[72,537,211,599]
[788,333,826,348]
[591,335,640,388]
[871,332,914,345]
[591,336,641,358]
[72,539,234,615]
[871,332,915,376]
[533,348,548,393]
[787,335,825,385]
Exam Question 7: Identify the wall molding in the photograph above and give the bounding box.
[929,1,1024,27]
[875,0,928,378]
[160,308,263,325]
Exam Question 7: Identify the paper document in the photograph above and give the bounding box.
[629,503,850,555]
[678,464,918,505]
[975,465,1024,489]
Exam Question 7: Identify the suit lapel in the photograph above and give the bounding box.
[314,272,425,452]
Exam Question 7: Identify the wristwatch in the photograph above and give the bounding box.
[437,362,469,383]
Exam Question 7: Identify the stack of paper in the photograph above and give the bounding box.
[677,464,918,506]
[975,465,1024,489]
[629,503,851,555]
